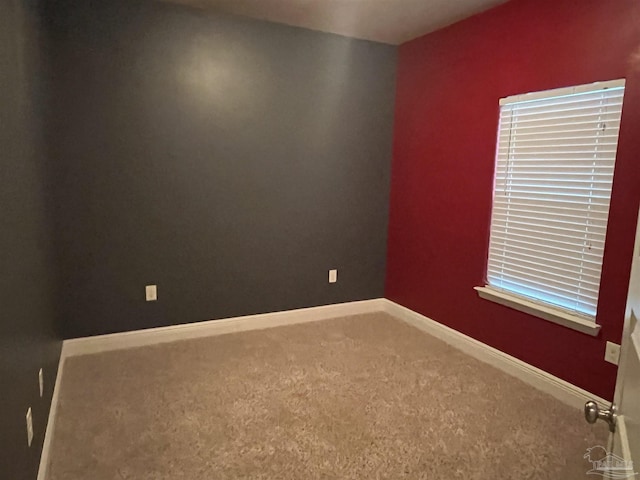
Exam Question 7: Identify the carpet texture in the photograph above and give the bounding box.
[48,312,607,479]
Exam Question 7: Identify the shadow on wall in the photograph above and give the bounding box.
[0,0,62,478]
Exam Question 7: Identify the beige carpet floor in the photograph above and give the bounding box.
[48,312,607,479]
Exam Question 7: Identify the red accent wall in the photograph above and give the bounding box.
[386,0,640,400]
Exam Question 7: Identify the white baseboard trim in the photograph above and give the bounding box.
[381,299,609,411]
[62,299,386,358]
[37,349,65,480]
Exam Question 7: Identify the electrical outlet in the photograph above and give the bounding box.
[604,341,621,365]
[145,285,157,301]
[26,408,33,447]
[38,368,43,397]
[328,269,337,284]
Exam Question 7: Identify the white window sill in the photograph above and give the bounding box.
[474,286,601,337]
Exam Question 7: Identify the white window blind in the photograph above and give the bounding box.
[486,79,625,320]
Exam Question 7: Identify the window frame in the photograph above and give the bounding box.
[476,79,626,336]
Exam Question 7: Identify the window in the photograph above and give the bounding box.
[476,80,626,335]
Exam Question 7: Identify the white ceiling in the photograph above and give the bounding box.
[163,0,509,45]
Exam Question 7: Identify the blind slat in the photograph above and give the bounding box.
[504,100,624,117]
[487,267,599,299]
[488,241,603,269]
[488,248,602,279]
[491,212,608,232]
[493,195,611,210]
[493,207,609,224]
[497,179,614,187]
[491,219,607,241]
[496,153,617,161]
[495,168,614,176]
[493,189,613,200]
[492,198,611,213]
[490,230,605,254]
[502,88,623,110]
[499,111,622,127]
[499,119,620,134]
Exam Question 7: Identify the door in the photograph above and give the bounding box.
[586,205,640,478]
[612,203,640,475]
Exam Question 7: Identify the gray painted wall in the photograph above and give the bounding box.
[0,0,62,478]
[45,0,397,338]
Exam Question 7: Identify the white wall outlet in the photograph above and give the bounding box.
[328,269,337,284]
[26,408,33,447]
[604,341,621,365]
[38,368,43,397]
[145,285,157,301]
